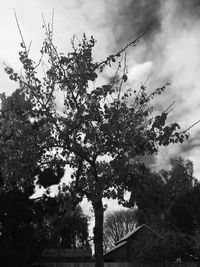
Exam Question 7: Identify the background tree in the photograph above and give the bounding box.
[130,229,194,264]
[0,189,44,267]
[125,157,200,262]
[0,176,89,266]
[168,183,200,234]
[0,24,190,267]
[127,157,197,228]
[42,188,89,250]
[102,157,200,262]
[161,157,197,202]
[128,165,166,227]
[103,208,137,251]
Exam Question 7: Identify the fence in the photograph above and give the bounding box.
[34,261,200,267]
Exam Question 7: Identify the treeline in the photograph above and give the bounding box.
[104,157,200,262]
[1,154,200,265]
[0,179,89,267]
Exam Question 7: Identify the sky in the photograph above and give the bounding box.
[1,0,200,225]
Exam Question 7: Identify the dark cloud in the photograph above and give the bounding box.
[175,0,200,18]
[107,0,161,44]
[107,0,200,45]
[104,0,200,174]
[105,0,200,59]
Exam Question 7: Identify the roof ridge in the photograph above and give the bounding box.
[115,224,147,245]
[103,241,127,256]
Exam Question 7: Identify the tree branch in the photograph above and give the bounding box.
[13,9,27,53]
[96,23,152,69]
[181,119,200,134]
[72,158,92,200]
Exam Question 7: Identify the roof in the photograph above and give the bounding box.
[104,224,162,258]
[104,224,150,257]
[104,241,127,256]
[115,224,150,245]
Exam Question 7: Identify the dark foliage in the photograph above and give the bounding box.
[127,157,197,229]
[0,186,89,266]
[169,184,200,234]
[0,190,43,266]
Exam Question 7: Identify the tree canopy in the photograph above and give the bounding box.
[168,183,200,234]
[0,25,191,267]
[128,157,197,228]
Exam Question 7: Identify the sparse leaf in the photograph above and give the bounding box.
[122,74,128,82]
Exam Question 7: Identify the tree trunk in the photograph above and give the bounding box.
[93,198,104,267]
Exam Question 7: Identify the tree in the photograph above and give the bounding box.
[128,165,166,227]
[161,157,197,202]
[127,157,197,228]
[0,189,44,266]
[168,183,200,234]
[0,25,190,267]
[54,206,89,249]
[42,189,89,249]
[131,229,194,264]
[0,186,89,266]
[103,209,137,251]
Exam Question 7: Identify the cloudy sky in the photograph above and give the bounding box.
[1,0,200,217]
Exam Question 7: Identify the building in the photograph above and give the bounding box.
[37,247,92,265]
[104,224,163,264]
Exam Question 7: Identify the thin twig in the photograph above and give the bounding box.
[117,53,127,103]
[27,41,32,54]
[42,13,48,36]
[182,119,200,133]
[96,23,152,69]
[51,8,54,42]
[164,101,175,114]
[143,75,150,86]
[72,34,81,46]
[41,61,47,78]
[13,9,27,52]
[34,52,44,70]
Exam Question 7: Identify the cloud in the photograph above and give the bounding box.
[0,0,113,94]
[107,0,200,176]
[128,61,153,84]
[153,0,200,173]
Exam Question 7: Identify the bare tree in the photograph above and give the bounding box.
[104,209,137,251]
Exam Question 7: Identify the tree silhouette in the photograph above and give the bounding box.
[41,190,89,250]
[127,157,197,228]
[0,186,89,266]
[128,165,166,227]
[169,183,200,234]
[0,24,191,267]
[0,189,43,266]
